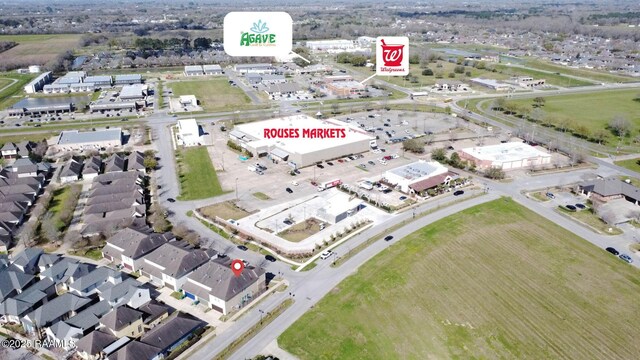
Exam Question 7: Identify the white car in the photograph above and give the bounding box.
[320,251,333,260]
[391,154,400,159]
[292,181,299,186]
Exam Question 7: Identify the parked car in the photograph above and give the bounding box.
[316,164,324,169]
[453,190,464,196]
[368,161,375,166]
[265,255,277,262]
[606,247,619,255]
[286,187,293,194]
[384,235,394,241]
[320,251,333,260]
[619,254,633,263]
[167,198,176,203]
[399,196,407,201]
[575,203,586,209]
[237,245,248,251]
[546,192,555,199]
[292,181,299,186]
[326,161,334,166]
[565,205,577,211]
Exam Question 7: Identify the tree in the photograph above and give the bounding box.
[431,147,447,161]
[349,55,367,67]
[448,72,456,78]
[448,152,462,168]
[193,37,212,49]
[421,68,433,76]
[453,65,465,74]
[402,139,425,154]
[608,115,631,137]
[532,97,546,107]
[593,129,608,145]
[143,156,157,171]
[491,97,506,111]
[529,107,546,124]
[484,167,505,180]
[409,54,420,64]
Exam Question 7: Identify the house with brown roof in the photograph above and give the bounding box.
[139,241,214,291]
[99,305,144,338]
[102,226,173,271]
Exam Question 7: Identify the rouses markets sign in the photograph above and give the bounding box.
[224,12,292,57]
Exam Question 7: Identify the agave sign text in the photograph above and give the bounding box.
[225,12,293,56]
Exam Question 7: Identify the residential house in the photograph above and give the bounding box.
[102,226,173,271]
[140,313,203,356]
[182,259,266,315]
[139,241,213,290]
[100,305,145,338]
[69,267,123,297]
[75,330,118,360]
[45,300,112,350]
[60,156,84,183]
[0,277,56,324]
[110,340,161,360]
[21,292,93,334]
[1,143,17,159]
[127,151,146,172]
[40,258,96,294]
[104,154,126,173]
[98,277,151,309]
[11,248,44,274]
[82,156,102,180]
[0,265,36,303]
[579,178,640,205]
[137,300,170,329]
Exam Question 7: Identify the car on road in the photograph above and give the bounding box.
[265,255,277,262]
[291,181,299,186]
[565,205,577,211]
[237,245,248,251]
[575,203,586,209]
[447,145,454,150]
[399,196,407,201]
[606,247,619,255]
[316,164,324,169]
[286,187,293,193]
[320,250,333,260]
[546,192,555,199]
[359,164,366,168]
[384,235,394,242]
[619,254,633,263]
[326,161,334,166]
[167,198,176,203]
[453,190,464,196]
[368,161,375,166]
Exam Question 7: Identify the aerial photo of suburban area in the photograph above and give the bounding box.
[0,0,639,359]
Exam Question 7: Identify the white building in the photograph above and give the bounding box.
[459,142,552,170]
[176,119,202,147]
[23,72,52,94]
[120,84,148,100]
[203,64,223,75]
[383,161,450,194]
[179,95,197,106]
[184,65,204,76]
[233,63,275,75]
[54,128,123,152]
[307,39,355,51]
[230,115,374,168]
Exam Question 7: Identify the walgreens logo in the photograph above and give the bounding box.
[376,37,409,76]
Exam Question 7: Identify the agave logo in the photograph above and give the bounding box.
[240,19,276,47]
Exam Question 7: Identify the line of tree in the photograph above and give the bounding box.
[133,37,213,51]
[336,52,369,67]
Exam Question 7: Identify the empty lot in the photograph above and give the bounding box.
[0,34,82,67]
[279,198,640,359]
[169,78,251,112]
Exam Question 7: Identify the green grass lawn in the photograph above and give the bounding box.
[494,64,594,87]
[49,185,81,230]
[615,158,640,173]
[0,72,37,109]
[170,78,251,112]
[510,89,640,135]
[0,34,82,69]
[176,147,224,200]
[280,198,640,359]
[525,59,636,83]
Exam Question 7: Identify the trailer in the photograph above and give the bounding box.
[317,179,342,191]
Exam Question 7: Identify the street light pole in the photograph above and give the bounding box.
[235,178,238,200]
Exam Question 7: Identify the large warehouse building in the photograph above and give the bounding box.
[53,128,123,152]
[230,115,374,168]
[459,142,552,170]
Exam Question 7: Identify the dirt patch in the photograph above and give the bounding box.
[278,218,323,243]
[198,201,252,221]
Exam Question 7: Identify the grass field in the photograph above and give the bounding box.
[198,201,251,221]
[557,206,622,235]
[525,59,636,83]
[176,147,223,200]
[0,34,82,68]
[280,198,640,359]
[494,64,594,87]
[170,79,251,112]
[49,184,81,230]
[510,89,640,134]
[0,72,36,109]
[614,158,640,173]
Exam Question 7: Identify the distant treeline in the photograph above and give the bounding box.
[0,41,18,54]
[397,9,519,20]
[133,37,215,50]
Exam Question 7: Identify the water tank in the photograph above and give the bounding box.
[28,65,41,73]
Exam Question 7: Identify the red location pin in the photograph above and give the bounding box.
[231,259,245,277]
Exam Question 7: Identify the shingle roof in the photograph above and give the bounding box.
[25,292,91,327]
[60,157,83,177]
[140,313,202,350]
[105,227,172,259]
[75,329,118,355]
[581,177,640,200]
[138,301,170,325]
[100,306,143,331]
[183,259,264,301]
[65,300,111,330]
[98,277,145,303]
[83,156,103,175]
[40,258,95,284]
[69,267,121,293]
[127,151,145,171]
[141,242,212,279]
[112,341,161,360]
[11,248,43,269]
[104,154,126,173]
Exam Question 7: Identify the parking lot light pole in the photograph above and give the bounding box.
[258,309,265,324]
[235,178,238,200]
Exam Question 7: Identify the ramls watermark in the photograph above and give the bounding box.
[1,338,75,349]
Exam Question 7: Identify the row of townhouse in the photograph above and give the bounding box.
[0,158,52,250]
[0,248,204,360]
[60,151,146,183]
[103,225,266,315]
[81,172,148,237]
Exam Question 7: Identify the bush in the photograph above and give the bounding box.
[484,167,505,180]
[227,140,242,152]
[431,147,447,161]
[454,65,465,74]
[421,68,434,76]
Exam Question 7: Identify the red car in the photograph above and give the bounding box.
[383,156,392,160]
[311,181,318,186]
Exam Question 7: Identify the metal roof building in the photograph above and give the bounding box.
[8,97,74,116]
[54,128,123,152]
[114,74,142,85]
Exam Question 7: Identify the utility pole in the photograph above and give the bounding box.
[235,178,238,200]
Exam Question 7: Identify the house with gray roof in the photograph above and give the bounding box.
[127,151,146,172]
[60,156,84,183]
[182,259,266,315]
[36,253,61,273]
[21,292,92,333]
[11,248,44,274]
[100,305,145,338]
[137,300,170,329]
[104,153,126,173]
[0,265,36,303]
[1,142,17,159]
[102,226,173,271]
[45,300,112,350]
[0,277,55,323]
[110,340,161,360]
[40,258,96,293]
[579,177,640,205]
[98,277,150,309]
[140,313,203,356]
[139,241,214,291]
[75,330,118,360]
[69,267,123,297]
[83,156,103,180]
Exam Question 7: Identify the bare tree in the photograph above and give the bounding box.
[609,115,631,137]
